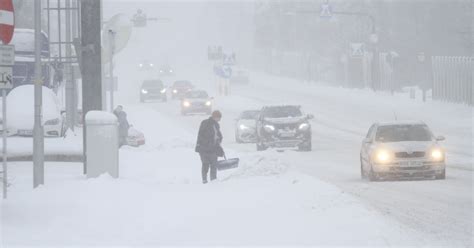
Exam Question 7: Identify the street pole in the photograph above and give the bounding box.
[108,30,116,112]
[2,89,7,198]
[33,0,45,188]
[65,0,75,131]
[81,0,103,174]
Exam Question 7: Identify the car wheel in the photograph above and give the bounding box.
[435,169,446,180]
[360,156,366,179]
[235,133,242,143]
[256,139,267,151]
[368,162,378,182]
[298,141,312,151]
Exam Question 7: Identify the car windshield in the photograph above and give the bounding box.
[263,106,302,118]
[174,81,191,87]
[185,91,208,98]
[375,125,433,142]
[142,80,163,88]
[240,111,260,120]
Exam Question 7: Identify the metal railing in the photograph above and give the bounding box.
[432,56,473,105]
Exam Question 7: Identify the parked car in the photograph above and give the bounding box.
[235,110,260,143]
[360,121,446,181]
[140,79,167,102]
[126,127,146,147]
[170,80,193,100]
[255,105,313,151]
[230,67,249,84]
[181,90,213,115]
[6,85,64,137]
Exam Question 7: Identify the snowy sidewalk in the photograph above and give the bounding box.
[2,105,434,247]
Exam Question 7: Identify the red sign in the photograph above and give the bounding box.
[0,0,14,45]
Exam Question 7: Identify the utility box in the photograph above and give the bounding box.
[85,111,119,178]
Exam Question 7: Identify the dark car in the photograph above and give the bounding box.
[170,80,194,100]
[181,90,213,115]
[140,79,167,102]
[256,105,313,151]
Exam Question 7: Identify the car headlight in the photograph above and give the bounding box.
[45,118,60,125]
[264,124,275,133]
[139,63,143,67]
[299,123,310,131]
[169,69,173,73]
[239,124,249,130]
[160,88,166,93]
[430,148,444,161]
[173,89,178,94]
[141,89,148,94]
[374,149,392,164]
[150,63,154,67]
[183,101,191,107]
[205,101,212,106]
[160,70,164,73]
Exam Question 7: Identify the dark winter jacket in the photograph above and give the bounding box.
[195,117,223,154]
[114,110,130,138]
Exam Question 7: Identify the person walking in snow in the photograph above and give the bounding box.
[114,105,130,147]
[195,110,224,184]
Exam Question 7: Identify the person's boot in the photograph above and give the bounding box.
[202,179,208,184]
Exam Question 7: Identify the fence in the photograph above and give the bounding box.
[432,56,473,105]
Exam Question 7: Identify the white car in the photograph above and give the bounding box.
[6,85,64,137]
[181,90,213,115]
[235,110,259,143]
[360,121,446,181]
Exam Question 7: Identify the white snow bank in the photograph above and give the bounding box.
[85,111,118,125]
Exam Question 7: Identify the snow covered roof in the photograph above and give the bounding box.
[85,111,118,125]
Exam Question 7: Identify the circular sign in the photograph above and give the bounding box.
[0,0,15,44]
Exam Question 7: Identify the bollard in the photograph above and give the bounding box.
[85,111,119,178]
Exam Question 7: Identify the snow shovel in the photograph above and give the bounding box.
[216,155,239,171]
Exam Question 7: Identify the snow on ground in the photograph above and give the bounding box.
[1,104,436,247]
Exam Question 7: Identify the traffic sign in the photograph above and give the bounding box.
[0,66,12,89]
[0,45,14,65]
[0,0,15,45]
[350,43,365,57]
[320,2,332,18]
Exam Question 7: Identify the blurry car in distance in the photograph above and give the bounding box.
[170,80,194,100]
[181,90,213,115]
[235,110,260,143]
[140,79,167,102]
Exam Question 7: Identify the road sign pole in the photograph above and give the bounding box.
[2,88,7,199]
[33,0,44,188]
[109,30,115,112]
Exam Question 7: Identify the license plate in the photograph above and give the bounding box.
[279,132,295,138]
[399,161,423,167]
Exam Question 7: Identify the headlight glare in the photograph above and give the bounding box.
[264,124,275,133]
[239,124,249,130]
[141,89,148,94]
[205,101,212,106]
[183,101,191,107]
[160,88,166,93]
[173,89,178,94]
[431,148,444,161]
[299,123,310,131]
[375,149,392,164]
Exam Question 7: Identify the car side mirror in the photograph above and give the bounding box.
[363,138,372,144]
[436,136,445,141]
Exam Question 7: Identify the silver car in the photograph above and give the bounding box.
[235,110,260,143]
[360,121,446,181]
